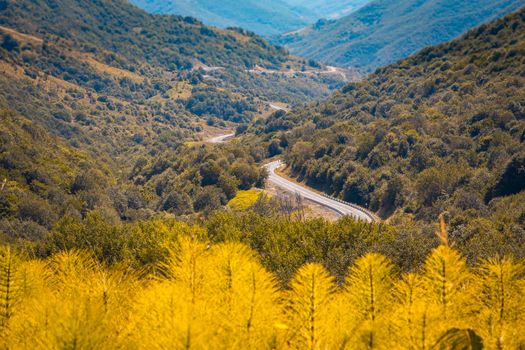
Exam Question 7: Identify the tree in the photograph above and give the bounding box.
[217,174,239,200]
[161,192,192,215]
[199,161,222,186]
[193,187,224,213]
[473,257,525,349]
[284,263,336,349]
[268,140,283,157]
[1,35,19,52]
[231,163,259,190]
[487,153,525,200]
[344,253,395,348]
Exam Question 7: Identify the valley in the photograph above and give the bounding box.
[0,0,524,348]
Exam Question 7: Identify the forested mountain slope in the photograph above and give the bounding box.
[255,8,525,245]
[283,0,370,20]
[130,0,372,36]
[0,0,349,235]
[278,0,525,71]
[129,0,313,36]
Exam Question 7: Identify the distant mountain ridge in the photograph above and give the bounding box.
[283,0,370,20]
[277,0,525,70]
[129,0,314,36]
[129,0,371,36]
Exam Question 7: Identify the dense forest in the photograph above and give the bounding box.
[252,8,525,253]
[0,110,272,240]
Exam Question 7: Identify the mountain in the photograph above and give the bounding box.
[278,0,525,71]
[128,0,314,36]
[0,0,350,233]
[253,7,525,245]
[129,0,372,36]
[1,2,525,347]
[283,0,370,20]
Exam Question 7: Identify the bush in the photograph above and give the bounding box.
[487,153,525,200]
[1,34,19,52]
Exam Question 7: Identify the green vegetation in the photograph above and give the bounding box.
[184,86,257,123]
[278,0,525,70]
[0,109,269,236]
[1,0,287,70]
[252,8,525,255]
[0,0,347,233]
[2,200,519,288]
[0,2,523,346]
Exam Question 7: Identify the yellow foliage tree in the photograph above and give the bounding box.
[473,257,525,349]
[283,263,336,350]
[206,242,281,349]
[343,253,395,349]
[0,226,524,350]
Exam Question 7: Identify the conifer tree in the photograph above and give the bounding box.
[344,253,395,349]
[283,263,336,350]
[474,257,525,349]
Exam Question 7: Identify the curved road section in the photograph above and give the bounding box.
[265,160,376,223]
[207,132,235,143]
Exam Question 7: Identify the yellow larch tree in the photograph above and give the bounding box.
[282,263,337,350]
[419,245,474,346]
[343,253,395,350]
[129,236,213,349]
[205,242,282,349]
[391,272,442,350]
[473,257,525,349]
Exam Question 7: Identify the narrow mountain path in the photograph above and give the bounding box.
[264,160,378,223]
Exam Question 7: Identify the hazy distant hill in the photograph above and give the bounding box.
[283,0,370,20]
[278,0,525,70]
[129,0,372,36]
[129,0,314,36]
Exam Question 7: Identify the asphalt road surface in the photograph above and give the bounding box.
[206,132,235,143]
[269,103,289,112]
[265,160,376,223]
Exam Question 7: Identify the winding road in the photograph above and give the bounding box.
[265,160,377,223]
[269,103,290,112]
[206,131,377,222]
[206,132,235,143]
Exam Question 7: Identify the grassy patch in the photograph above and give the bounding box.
[227,189,262,211]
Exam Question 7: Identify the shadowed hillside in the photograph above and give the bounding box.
[278,0,525,71]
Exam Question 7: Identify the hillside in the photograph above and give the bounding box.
[0,0,352,235]
[129,0,372,37]
[0,2,524,347]
[129,0,313,36]
[278,0,525,71]
[283,0,370,20]
[254,7,525,256]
